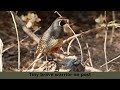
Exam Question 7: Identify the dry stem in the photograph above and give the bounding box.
[0,39,3,72]
[10,11,21,70]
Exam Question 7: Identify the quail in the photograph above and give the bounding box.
[34,17,69,59]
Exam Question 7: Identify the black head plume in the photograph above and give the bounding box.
[53,17,69,27]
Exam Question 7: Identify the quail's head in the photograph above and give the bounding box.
[53,17,69,27]
[51,17,69,38]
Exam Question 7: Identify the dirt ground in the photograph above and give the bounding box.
[0,11,120,72]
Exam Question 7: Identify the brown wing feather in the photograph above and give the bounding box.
[47,39,63,53]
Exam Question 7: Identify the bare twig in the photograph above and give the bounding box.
[110,11,115,45]
[67,38,75,55]
[86,43,93,67]
[104,11,108,72]
[66,24,84,63]
[3,44,15,53]
[25,56,44,71]
[33,61,49,72]
[60,47,66,54]
[0,39,3,72]
[104,30,108,72]
[54,11,62,17]
[2,29,40,53]
[100,54,120,67]
[10,11,21,70]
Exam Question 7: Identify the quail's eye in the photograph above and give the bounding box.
[58,20,66,26]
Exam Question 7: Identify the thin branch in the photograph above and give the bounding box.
[104,30,108,72]
[67,38,75,55]
[60,47,66,54]
[0,39,3,72]
[10,11,21,70]
[54,11,62,17]
[104,11,108,72]
[2,29,40,53]
[66,24,84,63]
[32,61,49,72]
[100,54,120,68]
[86,43,93,67]
[2,44,15,53]
[110,11,115,45]
[25,56,44,71]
